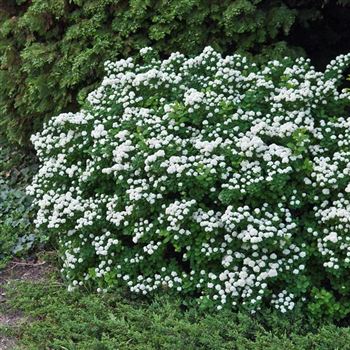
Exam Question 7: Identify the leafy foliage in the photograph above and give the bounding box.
[0,143,46,267]
[2,275,350,350]
[2,0,350,146]
[28,47,350,320]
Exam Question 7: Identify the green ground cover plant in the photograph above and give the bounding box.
[0,143,47,267]
[28,47,350,320]
[1,267,350,350]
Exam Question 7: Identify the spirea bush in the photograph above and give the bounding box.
[28,47,350,317]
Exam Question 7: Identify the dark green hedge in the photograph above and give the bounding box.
[1,0,350,146]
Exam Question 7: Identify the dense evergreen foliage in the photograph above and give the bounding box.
[1,0,350,146]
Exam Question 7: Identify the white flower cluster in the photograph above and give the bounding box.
[271,290,296,313]
[28,47,350,313]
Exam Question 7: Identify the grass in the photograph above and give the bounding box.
[1,260,350,350]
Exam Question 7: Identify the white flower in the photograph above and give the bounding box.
[29,46,350,313]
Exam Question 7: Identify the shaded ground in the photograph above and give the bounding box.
[0,311,19,350]
[1,257,350,349]
[3,280,350,350]
[0,258,53,350]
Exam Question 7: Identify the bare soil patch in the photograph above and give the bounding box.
[0,257,53,350]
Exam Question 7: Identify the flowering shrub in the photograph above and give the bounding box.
[28,47,350,317]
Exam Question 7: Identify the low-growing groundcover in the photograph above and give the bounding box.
[28,47,350,321]
[2,271,350,350]
[0,143,46,268]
